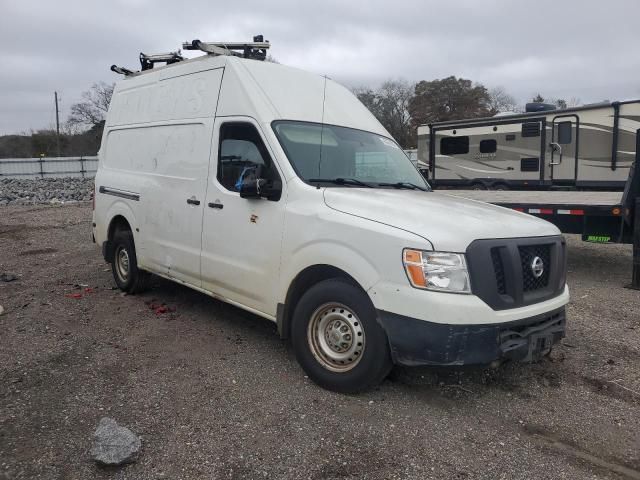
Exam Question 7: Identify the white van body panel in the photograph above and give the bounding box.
[275,178,433,310]
[322,189,559,252]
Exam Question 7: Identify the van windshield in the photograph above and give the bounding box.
[272,121,430,190]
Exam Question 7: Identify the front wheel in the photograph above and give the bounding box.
[291,279,392,393]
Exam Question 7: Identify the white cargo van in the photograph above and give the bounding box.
[93,40,569,392]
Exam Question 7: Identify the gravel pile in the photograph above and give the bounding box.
[0,178,94,206]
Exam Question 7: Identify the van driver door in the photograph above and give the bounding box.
[200,118,286,317]
[549,115,578,184]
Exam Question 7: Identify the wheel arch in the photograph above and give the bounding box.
[102,206,137,263]
[277,264,366,340]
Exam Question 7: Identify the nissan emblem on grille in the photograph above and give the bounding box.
[530,256,544,278]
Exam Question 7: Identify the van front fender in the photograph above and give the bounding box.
[278,240,380,305]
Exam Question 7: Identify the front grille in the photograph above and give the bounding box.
[491,248,506,294]
[466,235,565,311]
[519,244,551,291]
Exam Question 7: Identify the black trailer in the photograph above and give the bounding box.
[446,156,640,289]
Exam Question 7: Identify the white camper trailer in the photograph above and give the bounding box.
[417,100,640,190]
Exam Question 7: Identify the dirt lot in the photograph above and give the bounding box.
[1,203,639,480]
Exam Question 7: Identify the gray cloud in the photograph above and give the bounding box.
[2,0,639,134]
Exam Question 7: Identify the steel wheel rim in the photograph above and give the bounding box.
[307,302,365,372]
[115,246,130,283]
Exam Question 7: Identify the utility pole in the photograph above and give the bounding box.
[54,91,61,157]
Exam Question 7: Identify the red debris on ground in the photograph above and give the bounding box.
[65,293,83,299]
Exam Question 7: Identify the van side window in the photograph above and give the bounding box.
[557,122,572,144]
[440,136,469,155]
[217,123,279,193]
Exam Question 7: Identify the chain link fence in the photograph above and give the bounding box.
[0,156,98,179]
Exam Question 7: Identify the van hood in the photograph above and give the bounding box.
[323,189,560,252]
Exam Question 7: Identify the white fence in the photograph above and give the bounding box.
[1,152,417,179]
[0,156,98,179]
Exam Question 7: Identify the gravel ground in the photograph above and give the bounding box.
[0,178,94,206]
[0,203,639,480]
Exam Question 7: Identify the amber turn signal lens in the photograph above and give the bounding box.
[404,249,422,264]
[403,249,426,287]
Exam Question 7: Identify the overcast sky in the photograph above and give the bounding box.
[2,0,639,135]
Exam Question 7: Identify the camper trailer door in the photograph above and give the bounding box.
[550,115,578,183]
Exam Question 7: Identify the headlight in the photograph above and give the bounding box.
[403,249,471,293]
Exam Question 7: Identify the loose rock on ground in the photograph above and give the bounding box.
[90,417,142,466]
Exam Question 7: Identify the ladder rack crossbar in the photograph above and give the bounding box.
[182,41,270,50]
[110,35,270,76]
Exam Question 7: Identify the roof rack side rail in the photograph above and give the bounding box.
[139,51,184,71]
[183,35,270,60]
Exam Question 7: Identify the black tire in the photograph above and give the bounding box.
[492,183,509,191]
[110,229,150,294]
[291,279,392,393]
[470,182,486,190]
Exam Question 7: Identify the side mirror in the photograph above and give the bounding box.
[238,165,281,201]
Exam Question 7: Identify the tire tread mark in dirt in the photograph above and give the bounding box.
[525,425,640,480]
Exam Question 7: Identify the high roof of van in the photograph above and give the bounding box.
[106,54,389,138]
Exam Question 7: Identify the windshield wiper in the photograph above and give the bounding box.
[308,178,374,188]
[377,182,429,191]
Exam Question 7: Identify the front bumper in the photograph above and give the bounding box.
[377,306,566,366]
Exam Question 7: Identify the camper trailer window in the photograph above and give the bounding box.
[521,157,540,172]
[479,139,497,154]
[521,122,541,137]
[217,122,279,193]
[441,136,469,155]
[557,122,572,144]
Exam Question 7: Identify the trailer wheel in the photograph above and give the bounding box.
[470,182,487,190]
[291,278,392,393]
[492,183,510,191]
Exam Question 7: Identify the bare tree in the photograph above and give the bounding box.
[555,98,567,109]
[567,97,582,108]
[488,86,518,113]
[354,79,416,148]
[67,82,114,130]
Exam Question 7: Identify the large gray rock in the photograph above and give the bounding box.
[90,417,141,466]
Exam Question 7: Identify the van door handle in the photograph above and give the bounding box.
[186,197,201,206]
[208,202,224,209]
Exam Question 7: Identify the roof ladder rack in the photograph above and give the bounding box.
[139,51,184,71]
[110,65,135,76]
[182,35,270,60]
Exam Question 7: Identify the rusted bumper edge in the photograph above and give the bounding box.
[377,307,566,367]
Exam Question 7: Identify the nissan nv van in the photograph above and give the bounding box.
[93,41,569,392]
